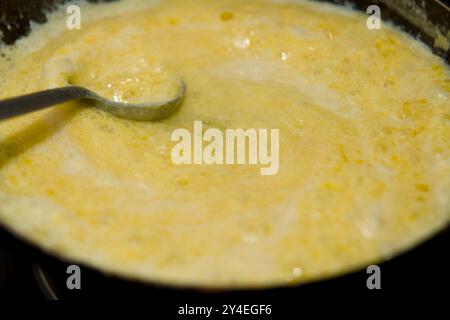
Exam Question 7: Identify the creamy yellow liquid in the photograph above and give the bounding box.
[0,0,449,288]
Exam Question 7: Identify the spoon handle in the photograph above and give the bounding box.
[0,86,89,121]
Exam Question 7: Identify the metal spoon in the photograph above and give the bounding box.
[0,82,185,122]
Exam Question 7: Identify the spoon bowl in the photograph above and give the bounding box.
[0,81,185,121]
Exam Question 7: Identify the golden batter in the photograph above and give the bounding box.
[0,0,449,288]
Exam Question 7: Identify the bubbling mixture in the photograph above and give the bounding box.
[0,0,449,288]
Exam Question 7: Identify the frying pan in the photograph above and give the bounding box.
[0,0,449,301]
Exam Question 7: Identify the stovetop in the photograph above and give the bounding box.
[1,224,449,301]
[0,229,43,299]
